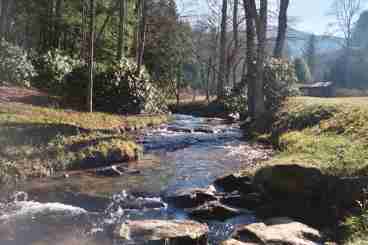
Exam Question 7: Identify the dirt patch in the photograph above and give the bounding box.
[0,86,58,107]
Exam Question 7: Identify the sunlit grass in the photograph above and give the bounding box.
[264,96,368,176]
[0,101,167,183]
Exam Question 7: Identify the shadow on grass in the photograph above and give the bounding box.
[0,123,88,146]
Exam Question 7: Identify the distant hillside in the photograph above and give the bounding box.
[286,28,342,58]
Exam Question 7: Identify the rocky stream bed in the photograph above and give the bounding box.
[0,114,358,244]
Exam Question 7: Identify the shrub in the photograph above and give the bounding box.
[95,58,167,113]
[343,192,368,244]
[64,58,168,114]
[0,40,36,87]
[223,86,247,115]
[264,58,299,112]
[32,49,81,93]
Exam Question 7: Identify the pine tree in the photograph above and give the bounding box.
[303,34,317,79]
[294,58,312,83]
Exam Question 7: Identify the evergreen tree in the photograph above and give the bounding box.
[294,58,312,83]
[303,34,317,79]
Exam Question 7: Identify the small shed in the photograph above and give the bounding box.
[299,82,336,97]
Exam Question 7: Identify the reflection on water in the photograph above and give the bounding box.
[0,115,270,244]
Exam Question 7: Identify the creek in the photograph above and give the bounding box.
[0,114,271,245]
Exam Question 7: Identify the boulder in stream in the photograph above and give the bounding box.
[165,187,218,208]
[214,173,254,194]
[232,217,322,245]
[188,201,249,221]
[220,192,263,210]
[108,191,166,211]
[253,164,325,199]
[114,219,209,245]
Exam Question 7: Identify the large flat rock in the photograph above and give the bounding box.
[232,217,322,245]
[114,219,209,244]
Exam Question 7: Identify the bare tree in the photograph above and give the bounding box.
[274,0,290,58]
[329,0,364,86]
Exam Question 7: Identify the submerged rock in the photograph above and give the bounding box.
[108,191,166,211]
[193,127,216,134]
[188,201,249,221]
[232,217,322,245]
[165,187,218,208]
[114,219,209,245]
[167,126,193,133]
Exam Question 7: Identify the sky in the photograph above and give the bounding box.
[178,0,368,35]
[288,0,334,35]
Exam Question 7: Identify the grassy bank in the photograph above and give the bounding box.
[257,96,368,244]
[261,97,368,176]
[0,87,168,184]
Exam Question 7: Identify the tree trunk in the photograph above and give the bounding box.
[81,0,88,61]
[47,0,55,49]
[54,0,63,48]
[136,0,146,75]
[232,0,239,86]
[117,0,125,60]
[217,0,227,100]
[253,0,267,117]
[207,57,212,102]
[243,0,257,118]
[273,0,289,58]
[0,0,9,40]
[87,0,95,113]
[176,63,182,106]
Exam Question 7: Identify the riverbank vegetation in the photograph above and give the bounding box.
[0,86,167,184]
[247,96,368,243]
[264,97,368,176]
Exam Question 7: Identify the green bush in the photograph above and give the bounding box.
[343,192,368,244]
[32,49,81,93]
[64,58,168,114]
[223,86,247,115]
[264,58,299,112]
[0,40,36,87]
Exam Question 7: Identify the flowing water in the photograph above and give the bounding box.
[0,115,271,245]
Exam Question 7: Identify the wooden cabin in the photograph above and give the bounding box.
[299,82,336,97]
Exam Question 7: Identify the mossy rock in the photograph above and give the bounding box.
[253,164,325,199]
[70,139,142,170]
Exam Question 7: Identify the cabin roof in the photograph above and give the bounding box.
[299,82,333,89]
